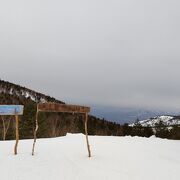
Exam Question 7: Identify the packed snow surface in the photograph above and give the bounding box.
[0,134,180,180]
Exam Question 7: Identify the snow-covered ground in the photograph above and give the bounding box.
[0,134,179,180]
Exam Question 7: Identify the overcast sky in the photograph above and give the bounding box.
[0,0,180,111]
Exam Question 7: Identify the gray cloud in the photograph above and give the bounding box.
[0,0,180,111]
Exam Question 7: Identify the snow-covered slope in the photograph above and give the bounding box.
[0,79,64,103]
[130,115,180,127]
[0,134,180,180]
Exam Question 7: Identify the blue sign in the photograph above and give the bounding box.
[0,105,24,115]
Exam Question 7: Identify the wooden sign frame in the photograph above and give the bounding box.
[32,103,92,157]
[0,105,24,155]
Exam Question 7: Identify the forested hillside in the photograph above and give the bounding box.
[0,79,123,140]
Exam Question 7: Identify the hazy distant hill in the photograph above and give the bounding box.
[91,105,173,124]
[0,79,122,140]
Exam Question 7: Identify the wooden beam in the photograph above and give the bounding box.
[38,103,90,114]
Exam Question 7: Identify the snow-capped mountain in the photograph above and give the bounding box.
[130,115,180,127]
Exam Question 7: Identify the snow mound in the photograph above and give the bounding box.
[0,134,180,180]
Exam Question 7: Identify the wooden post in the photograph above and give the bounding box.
[14,114,19,155]
[32,106,39,156]
[1,116,11,141]
[2,116,6,141]
[85,113,91,157]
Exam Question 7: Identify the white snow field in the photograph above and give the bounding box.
[0,134,180,180]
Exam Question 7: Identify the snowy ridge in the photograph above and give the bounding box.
[0,79,64,104]
[130,115,180,127]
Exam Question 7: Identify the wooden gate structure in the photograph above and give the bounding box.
[32,103,92,157]
[0,105,24,155]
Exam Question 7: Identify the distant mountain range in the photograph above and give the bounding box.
[91,105,180,124]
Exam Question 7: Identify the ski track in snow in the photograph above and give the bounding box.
[0,134,180,180]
